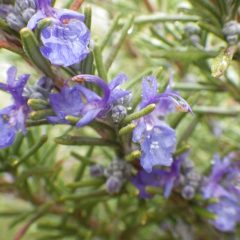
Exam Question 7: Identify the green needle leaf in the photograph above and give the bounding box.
[105,14,135,70]
[93,44,108,81]
[123,104,156,124]
[30,109,55,120]
[134,14,199,25]
[119,123,136,136]
[14,135,48,166]
[27,98,49,110]
[55,136,119,147]
[20,28,54,79]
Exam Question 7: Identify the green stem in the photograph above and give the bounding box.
[124,68,154,90]
[81,50,94,74]
[193,106,240,116]
[150,26,175,47]
[14,202,54,240]
[172,83,223,92]
[134,14,199,25]
[55,136,119,147]
[11,134,24,155]
[100,14,121,50]
[105,15,134,70]
[93,44,108,81]
[67,178,104,189]
[84,6,92,30]
[177,116,200,147]
[14,135,48,166]
[71,151,94,164]
[59,189,107,202]
[26,119,50,127]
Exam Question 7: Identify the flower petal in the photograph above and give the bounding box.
[76,108,102,127]
[56,9,85,22]
[140,124,176,172]
[140,76,158,107]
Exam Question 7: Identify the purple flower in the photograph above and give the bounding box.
[140,76,191,113]
[48,84,84,124]
[133,76,191,172]
[134,122,176,173]
[27,0,90,66]
[202,153,240,232]
[0,67,30,149]
[202,154,233,200]
[72,73,130,127]
[207,198,240,232]
[132,154,184,199]
[48,73,130,126]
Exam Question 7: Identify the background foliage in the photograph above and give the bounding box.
[1,0,240,239]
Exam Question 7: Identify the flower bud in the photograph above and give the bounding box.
[104,159,132,180]
[106,176,122,194]
[15,0,36,11]
[222,21,240,45]
[181,185,195,200]
[5,0,37,31]
[6,12,25,31]
[226,35,238,46]
[223,21,240,36]
[182,159,194,171]
[22,8,36,22]
[23,77,53,100]
[111,105,127,123]
[190,34,200,45]
[186,170,201,183]
[184,23,200,35]
[90,164,104,177]
[116,93,132,107]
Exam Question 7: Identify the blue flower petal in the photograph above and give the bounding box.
[49,85,84,123]
[56,9,85,22]
[140,76,158,108]
[208,198,240,232]
[76,108,102,127]
[40,20,90,66]
[0,107,16,149]
[139,124,176,172]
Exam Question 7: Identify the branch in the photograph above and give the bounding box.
[70,0,84,11]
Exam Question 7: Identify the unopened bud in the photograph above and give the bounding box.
[222,21,240,45]
[181,185,195,200]
[226,35,238,46]
[223,21,240,36]
[182,159,194,171]
[6,0,37,31]
[23,77,53,100]
[106,176,122,194]
[22,8,36,22]
[6,12,25,31]
[90,164,104,177]
[116,93,132,107]
[186,170,201,182]
[111,105,127,123]
[15,0,36,11]
[184,23,200,35]
[190,34,200,45]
